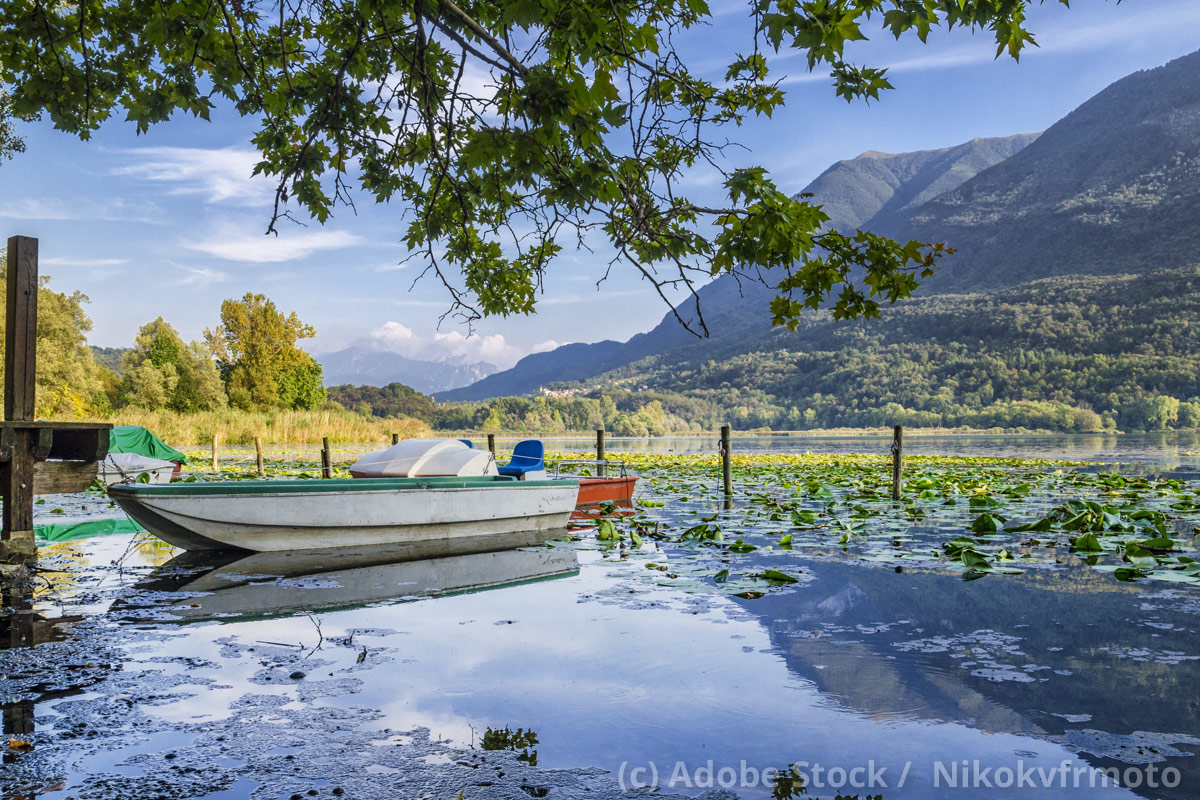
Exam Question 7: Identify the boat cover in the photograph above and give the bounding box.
[110,425,188,464]
[101,453,178,485]
[349,438,498,478]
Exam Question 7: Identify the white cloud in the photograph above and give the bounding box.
[0,197,160,223]
[113,146,272,205]
[172,266,230,286]
[41,257,129,267]
[532,339,566,353]
[183,228,362,263]
[368,321,526,368]
[371,321,420,350]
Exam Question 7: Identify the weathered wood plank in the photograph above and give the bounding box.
[5,236,38,422]
[2,428,36,536]
[32,460,100,494]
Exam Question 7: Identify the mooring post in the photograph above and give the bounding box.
[1,236,39,564]
[392,432,400,446]
[596,428,606,478]
[891,424,904,501]
[254,436,264,475]
[321,437,333,478]
[210,434,218,472]
[720,424,733,505]
[486,433,495,455]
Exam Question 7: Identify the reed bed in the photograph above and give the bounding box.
[83,408,430,445]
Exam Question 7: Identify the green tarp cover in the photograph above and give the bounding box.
[110,425,187,464]
[36,517,146,543]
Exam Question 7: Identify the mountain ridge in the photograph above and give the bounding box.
[436,132,1041,401]
[317,344,496,395]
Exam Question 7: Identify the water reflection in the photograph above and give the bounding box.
[122,537,580,622]
[7,532,1200,799]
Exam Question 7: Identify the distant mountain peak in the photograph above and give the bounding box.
[318,343,497,394]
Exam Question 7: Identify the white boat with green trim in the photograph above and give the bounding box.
[108,475,580,553]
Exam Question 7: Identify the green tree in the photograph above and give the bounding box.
[1177,401,1200,429]
[118,317,226,411]
[204,293,323,410]
[0,90,25,164]
[0,259,107,417]
[1122,396,1181,431]
[276,360,327,411]
[0,0,1067,327]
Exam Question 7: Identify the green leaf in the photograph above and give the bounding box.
[757,569,799,584]
[596,519,619,541]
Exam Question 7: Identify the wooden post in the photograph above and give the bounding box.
[596,428,606,478]
[321,436,332,479]
[392,432,400,446]
[1,237,110,565]
[891,424,904,501]
[210,434,218,471]
[1,236,38,560]
[720,424,732,503]
[254,436,264,476]
[486,433,495,455]
[5,237,36,422]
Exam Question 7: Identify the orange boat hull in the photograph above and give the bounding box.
[576,476,638,506]
[569,476,639,521]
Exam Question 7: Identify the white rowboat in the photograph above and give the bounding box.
[109,476,580,552]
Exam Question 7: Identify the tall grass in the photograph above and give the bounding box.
[84,408,430,445]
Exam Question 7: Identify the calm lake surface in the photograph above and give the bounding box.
[4,434,1200,799]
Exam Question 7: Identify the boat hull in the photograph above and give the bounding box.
[109,476,580,553]
[576,476,639,508]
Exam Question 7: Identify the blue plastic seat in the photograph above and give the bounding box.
[498,439,544,477]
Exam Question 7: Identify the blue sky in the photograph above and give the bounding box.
[2,0,1197,368]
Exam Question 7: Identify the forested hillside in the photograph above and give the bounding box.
[577,266,1200,431]
[395,267,1200,434]
[905,49,1200,292]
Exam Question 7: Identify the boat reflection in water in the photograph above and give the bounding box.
[126,533,579,623]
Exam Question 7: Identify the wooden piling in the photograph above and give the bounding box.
[1,236,110,565]
[487,433,495,455]
[254,436,264,475]
[1,237,37,554]
[321,436,332,479]
[720,424,732,502]
[392,432,400,446]
[596,428,606,478]
[891,424,904,501]
[210,434,218,471]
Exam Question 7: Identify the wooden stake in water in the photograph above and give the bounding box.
[487,433,495,454]
[255,436,264,475]
[392,432,400,446]
[720,424,732,502]
[891,425,904,501]
[211,434,218,472]
[596,428,606,478]
[321,437,333,479]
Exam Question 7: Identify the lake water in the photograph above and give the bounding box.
[4,435,1200,799]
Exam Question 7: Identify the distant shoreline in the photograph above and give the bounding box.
[443,427,1166,440]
